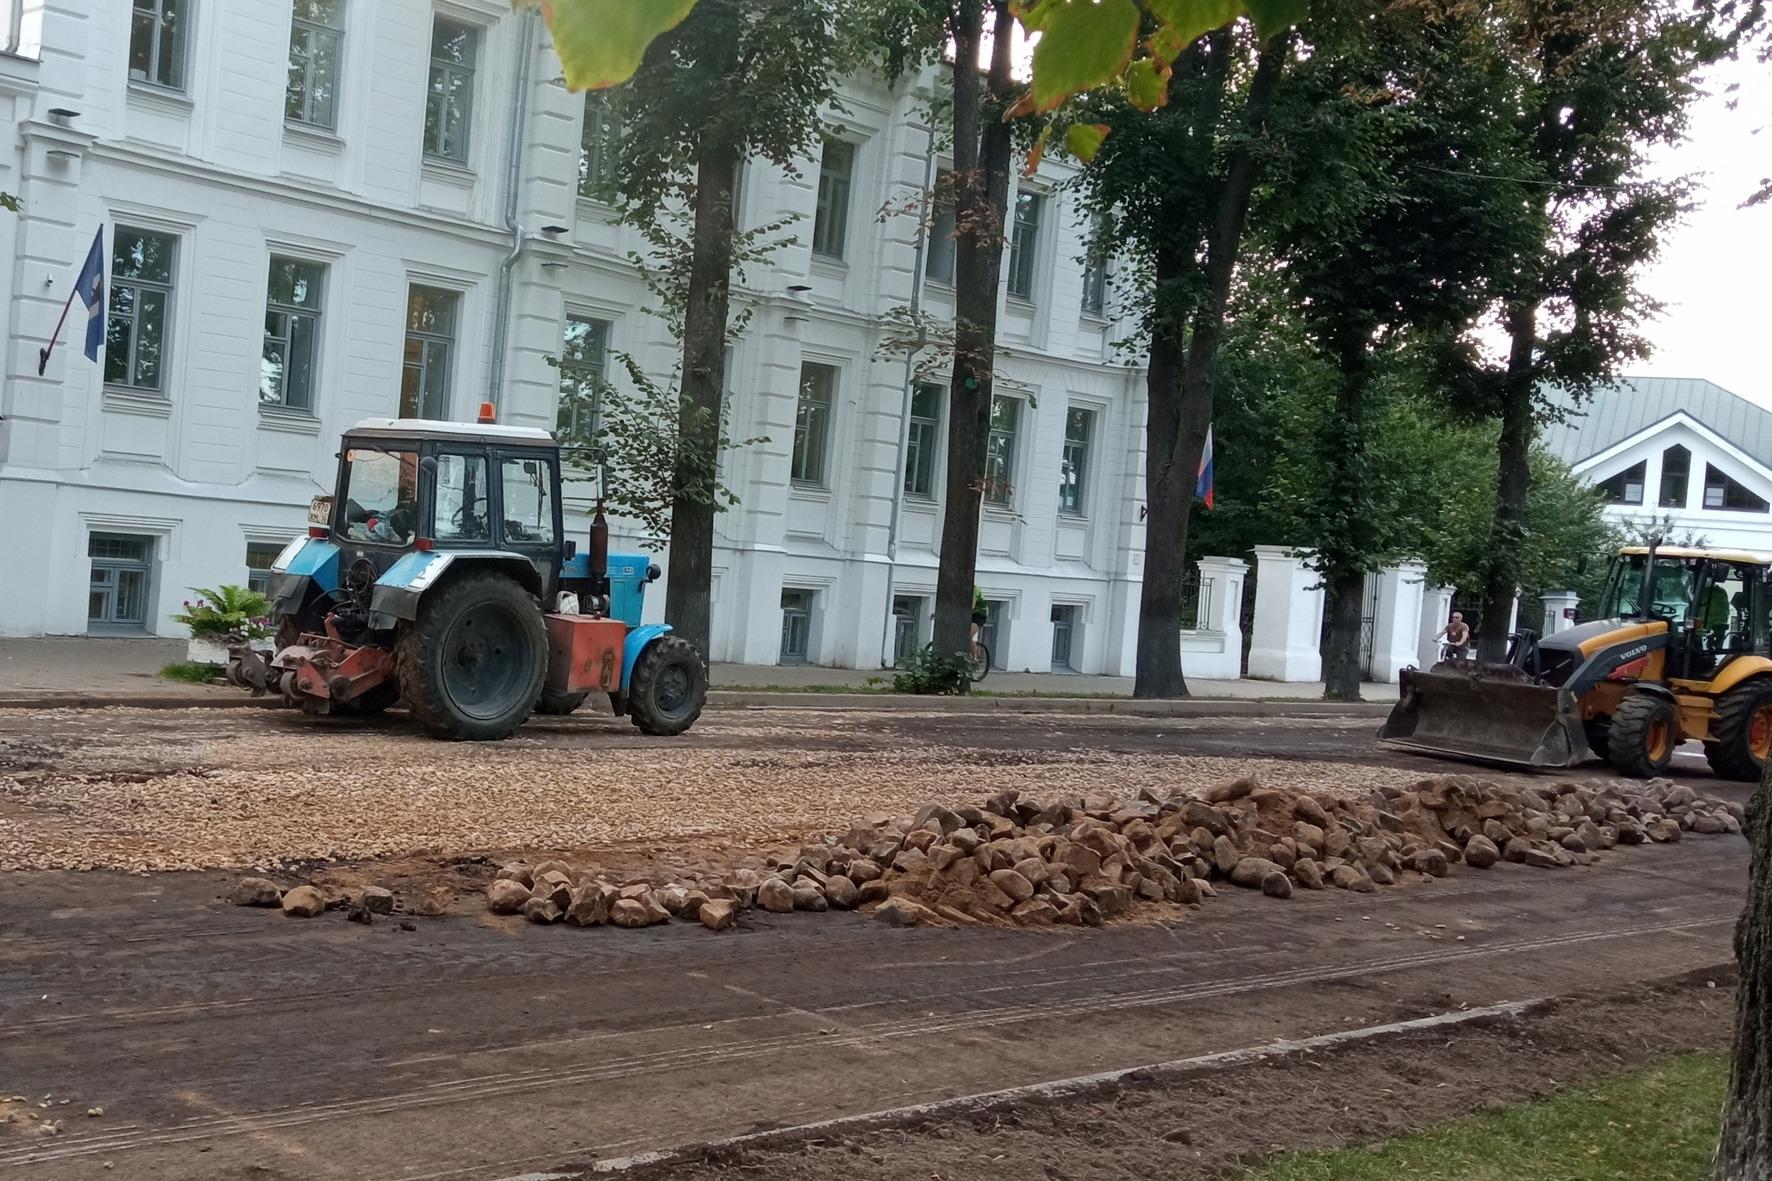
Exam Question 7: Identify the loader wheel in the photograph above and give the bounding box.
[628,634,707,737]
[534,689,591,716]
[1704,679,1772,781]
[397,572,546,741]
[1607,693,1678,779]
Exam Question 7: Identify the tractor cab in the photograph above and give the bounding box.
[1597,547,1772,682]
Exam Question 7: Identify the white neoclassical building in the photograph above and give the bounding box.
[1542,377,1772,554]
[0,0,1159,674]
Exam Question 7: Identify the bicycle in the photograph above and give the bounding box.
[923,631,991,683]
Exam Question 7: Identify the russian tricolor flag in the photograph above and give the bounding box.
[1195,424,1214,510]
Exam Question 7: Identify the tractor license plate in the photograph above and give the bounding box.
[308,495,333,526]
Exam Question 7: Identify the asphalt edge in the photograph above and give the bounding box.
[0,690,1394,719]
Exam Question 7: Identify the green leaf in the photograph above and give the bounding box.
[1065,122,1110,161]
[1241,0,1308,40]
[528,0,698,91]
[1026,0,1141,114]
[1144,0,1244,49]
[1123,56,1169,110]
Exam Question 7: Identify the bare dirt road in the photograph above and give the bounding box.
[0,705,1752,1179]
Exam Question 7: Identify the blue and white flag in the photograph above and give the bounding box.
[77,226,106,362]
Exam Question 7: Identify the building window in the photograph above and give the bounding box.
[925,169,956,284]
[811,138,855,259]
[1051,605,1077,670]
[1081,217,1109,315]
[979,599,1003,666]
[792,362,836,486]
[892,594,925,666]
[1596,459,1645,506]
[1659,445,1690,508]
[245,542,284,596]
[261,257,325,412]
[106,227,177,394]
[401,285,457,419]
[984,395,1020,506]
[904,383,942,498]
[578,92,622,197]
[1007,191,1043,300]
[1059,406,1093,516]
[129,0,188,89]
[780,589,814,663]
[558,315,611,435]
[1704,464,1770,513]
[424,17,476,163]
[286,0,344,129]
[89,533,153,632]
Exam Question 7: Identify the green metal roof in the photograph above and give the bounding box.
[1540,377,1772,470]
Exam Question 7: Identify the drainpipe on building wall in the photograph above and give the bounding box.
[878,125,938,669]
[486,7,537,415]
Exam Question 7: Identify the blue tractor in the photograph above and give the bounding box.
[228,416,707,741]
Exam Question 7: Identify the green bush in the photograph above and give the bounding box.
[891,646,978,695]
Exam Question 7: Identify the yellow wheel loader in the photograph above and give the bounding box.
[1379,546,1772,779]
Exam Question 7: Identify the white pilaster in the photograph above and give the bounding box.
[1181,555,1248,680]
[1541,591,1579,635]
[1369,561,1426,683]
[1246,546,1324,682]
[1418,585,1455,669]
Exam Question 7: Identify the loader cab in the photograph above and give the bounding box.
[320,419,566,599]
[1601,547,1772,681]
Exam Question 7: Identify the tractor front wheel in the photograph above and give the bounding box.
[1704,679,1772,781]
[628,634,707,737]
[397,572,547,740]
[1607,692,1678,779]
[534,689,591,716]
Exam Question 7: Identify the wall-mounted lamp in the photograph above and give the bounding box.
[541,224,569,236]
[47,108,80,125]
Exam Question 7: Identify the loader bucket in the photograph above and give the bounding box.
[1378,667,1589,770]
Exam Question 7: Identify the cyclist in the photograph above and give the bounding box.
[971,585,987,655]
[1434,611,1471,661]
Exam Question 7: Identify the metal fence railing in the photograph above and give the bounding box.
[1179,571,1214,632]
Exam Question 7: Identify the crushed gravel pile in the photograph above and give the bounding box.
[0,709,1420,872]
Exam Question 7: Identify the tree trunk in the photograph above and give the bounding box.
[1131,32,1291,699]
[1717,768,1772,1178]
[1320,336,1370,702]
[1321,567,1367,702]
[933,0,1015,661]
[1135,277,1190,697]
[663,136,741,657]
[1477,303,1537,663]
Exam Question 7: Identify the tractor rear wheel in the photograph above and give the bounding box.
[628,634,707,737]
[1607,692,1678,779]
[534,689,591,716]
[397,572,547,741]
[1704,679,1772,781]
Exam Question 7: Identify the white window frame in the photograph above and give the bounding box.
[1007,190,1045,302]
[286,0,345,130]
[424,16,478,164]
[261,255,327,414]
[792,362,838,486]
[1059,405,1094,517]
[904,382,943,498]
[984,394,1022,508]
[402,283,459,419]
[811,138,856,260]
[106,226,179,396]
[558,313,613,435]
[129,0,189,90]
[925,168,956,285]
[578,91,622,198]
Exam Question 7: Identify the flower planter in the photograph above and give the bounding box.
[186,637,232,667]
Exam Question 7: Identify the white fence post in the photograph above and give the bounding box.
[1247,546,1324,682]
[1370,562,1426,683]
[1181,555,1249,680]
[1541,591,1579,635]
[1418,585,1455,669]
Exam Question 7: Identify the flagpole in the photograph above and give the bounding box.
[36,282,82,376]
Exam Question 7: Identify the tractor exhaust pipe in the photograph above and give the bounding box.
[589,500,611,612]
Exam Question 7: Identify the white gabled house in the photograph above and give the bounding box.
[1542,378,1772,554]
